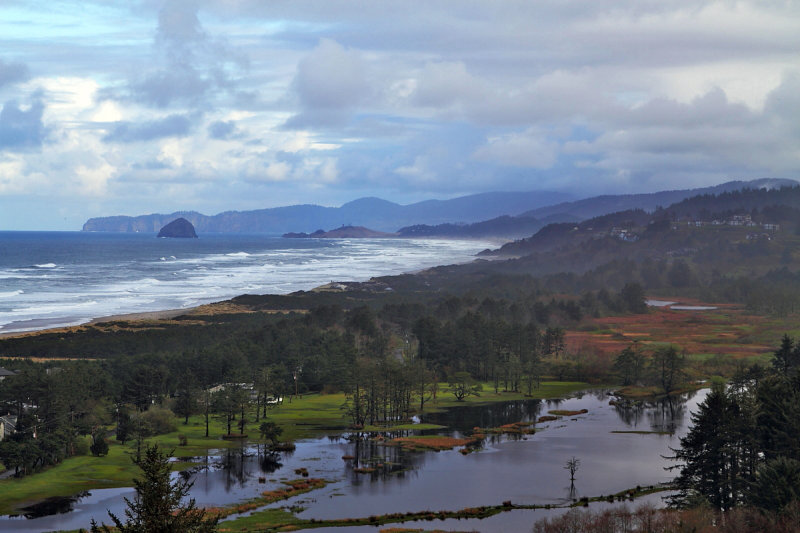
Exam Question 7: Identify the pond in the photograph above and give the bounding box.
[0,388,707,532]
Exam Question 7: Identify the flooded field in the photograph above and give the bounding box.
[1,389,707,532]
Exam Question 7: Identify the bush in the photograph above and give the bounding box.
[139,406,177,436]
[91,433,109,457]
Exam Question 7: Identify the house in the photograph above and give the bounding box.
[0,367,16,381]
[207,382,259,400]
[763,223,780,231]
[728,214,752,226]
[610,227,639,242]
[0,414,17,441]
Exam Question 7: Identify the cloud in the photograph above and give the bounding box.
[208,120,238,140]
[121,1,247,108]
[472,129,558,169]
[0,59,30,88]
[103,114,193,143]
[3,1,800,228]
[412,61,488,109]
[0,97,46,151]
[285,39,370,128]
[558,79,800,192]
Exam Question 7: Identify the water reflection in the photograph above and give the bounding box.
[612,390,697,434]
[344,435,423,485]
[420,398,544,432]
[12,492,90,519]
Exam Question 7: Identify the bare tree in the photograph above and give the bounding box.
[565,456,580,484]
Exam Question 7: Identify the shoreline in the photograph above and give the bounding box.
[0,307,200,339]
[0,236,508,341]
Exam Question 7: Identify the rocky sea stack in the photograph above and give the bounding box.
[157,217,198,238]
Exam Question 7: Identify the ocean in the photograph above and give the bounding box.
[0,232,493,334]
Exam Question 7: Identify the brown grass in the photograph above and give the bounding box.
[565,303,774,362]
[203,478,327,519]
[384,436,476,451]
[548,409,588,416]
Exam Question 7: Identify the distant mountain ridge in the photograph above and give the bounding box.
[522,179,796,221]
[391,179,798,239]
[485,182,800,258]
[82,190,574,234]
[82,179,797,236]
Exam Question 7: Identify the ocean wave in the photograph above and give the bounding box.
[0,235,495,334]
[0,290,23,298]
[13,300,100,315]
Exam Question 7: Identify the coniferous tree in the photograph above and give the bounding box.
[669,384,758,510]
[90,444,218,532]
[772,334,800,376]
[748,457,800,514]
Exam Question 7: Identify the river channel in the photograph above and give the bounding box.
[0,388,707,532]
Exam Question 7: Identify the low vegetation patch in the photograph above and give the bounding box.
[611,430,673,435]
[205,478,328,520]
[478,421,536,435]
[548,409,588,416]
[383,435,478,452]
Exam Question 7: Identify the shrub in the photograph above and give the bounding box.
[139,406,177,436]
[91,433,109,457]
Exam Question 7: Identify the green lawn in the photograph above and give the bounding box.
[0,443,134,515]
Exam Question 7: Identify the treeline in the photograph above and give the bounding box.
[665,185,800,223]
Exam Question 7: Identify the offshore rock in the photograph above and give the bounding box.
[157,217,198,238]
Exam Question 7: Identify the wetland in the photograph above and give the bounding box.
[0,388,707,532]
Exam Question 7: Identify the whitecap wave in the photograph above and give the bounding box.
[14,300,99,316]
[0,290,23,298]
[0,236,495,334]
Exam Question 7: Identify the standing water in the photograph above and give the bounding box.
[0,389,706,532]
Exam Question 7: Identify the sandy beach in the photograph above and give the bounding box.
[0,307,196,340]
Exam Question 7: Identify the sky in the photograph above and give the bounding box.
[0,1,798,230]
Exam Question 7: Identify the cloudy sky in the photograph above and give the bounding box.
[0,1,798,229]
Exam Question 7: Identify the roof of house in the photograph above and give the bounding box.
[0,367,16,377]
